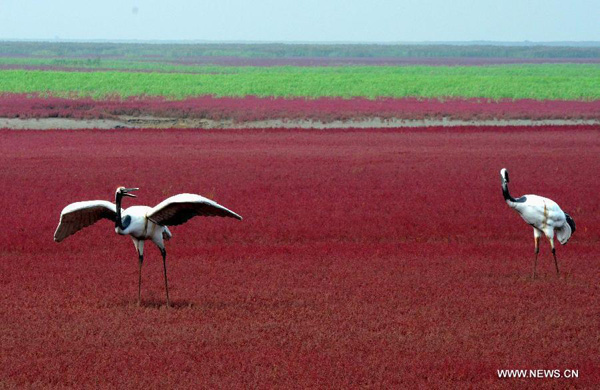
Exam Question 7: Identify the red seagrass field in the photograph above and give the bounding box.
[0,126,599,388]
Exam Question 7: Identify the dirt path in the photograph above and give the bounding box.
[2,116,600,130]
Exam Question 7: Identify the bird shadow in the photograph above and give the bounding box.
[116,298,196,310]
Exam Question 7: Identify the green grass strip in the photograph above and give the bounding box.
[0,65,598,100]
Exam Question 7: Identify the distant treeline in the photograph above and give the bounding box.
[1,41,599,59]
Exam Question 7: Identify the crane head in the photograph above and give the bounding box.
[116,186,139,198]
[500,168,509,184]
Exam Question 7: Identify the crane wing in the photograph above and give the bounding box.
[147,193,242,226]
[54,201,118,242]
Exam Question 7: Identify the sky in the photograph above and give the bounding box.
[0,0,599,43]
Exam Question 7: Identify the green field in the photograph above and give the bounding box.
[0,64,599,100]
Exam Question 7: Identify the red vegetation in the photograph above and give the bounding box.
[2,93,600,122]
[166,56,600,66]
[3,57,600,70]
[1,127,599,388]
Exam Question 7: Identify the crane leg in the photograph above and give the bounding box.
[138,253,144,305]
[548,237,559,276]
[532,230,540,279]
[533,248,539,279]
[134,239,145,306]
[160,247,170,307]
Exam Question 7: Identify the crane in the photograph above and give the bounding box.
[500,168,575,278]
[54,187,242,306]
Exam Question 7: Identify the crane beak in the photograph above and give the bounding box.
[123,187,139,197]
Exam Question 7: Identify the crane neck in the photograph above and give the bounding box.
[115,192,124,229]
[502,180,517,203]
[502,180,530,207]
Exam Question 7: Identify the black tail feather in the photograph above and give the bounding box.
[565,213,576,233]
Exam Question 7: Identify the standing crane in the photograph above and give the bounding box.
[54,187,242,306]
[500,168,575,278]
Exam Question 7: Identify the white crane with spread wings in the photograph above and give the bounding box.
[54,187,242,306]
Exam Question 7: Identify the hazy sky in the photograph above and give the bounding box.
[1,0,598,42]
